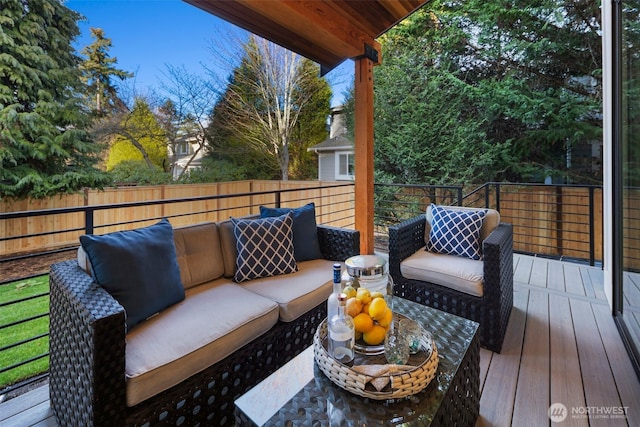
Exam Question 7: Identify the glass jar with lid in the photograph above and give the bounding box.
[344,255,394,310]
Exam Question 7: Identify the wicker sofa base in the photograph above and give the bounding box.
[49,260,328,427]
[124,303,326,426]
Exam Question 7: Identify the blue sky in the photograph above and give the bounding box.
[66,0,352,106]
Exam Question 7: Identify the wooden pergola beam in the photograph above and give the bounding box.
[355,58,375,254]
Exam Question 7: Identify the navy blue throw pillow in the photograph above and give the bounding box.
[80,219,185,332]
[259,202,323,261]
[427,205,487,260]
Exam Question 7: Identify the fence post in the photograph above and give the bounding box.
[485,184,490,208]
[275,191,281,208]
[85,207,94,235]
[457,187,463,206]
[589,186,595,266]
[496,184,501,211]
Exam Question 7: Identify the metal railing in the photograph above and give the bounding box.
[373,182,604,266]
[0,182,355,396]
[0,180,607,397]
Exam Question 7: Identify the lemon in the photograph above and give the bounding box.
[363,325,387,346]
[343,285,357,299]
[361,302,370,316]
[370,291,385,300]
[353,313,374,333]
[377,308,393,328]
[368,297,388,321]
[345,297,363,318]
[356,288,372,304]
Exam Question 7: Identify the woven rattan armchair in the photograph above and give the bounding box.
[389,210,513,353]
[49,224,359,427]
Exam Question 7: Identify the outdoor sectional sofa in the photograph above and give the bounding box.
[49,206,359,427]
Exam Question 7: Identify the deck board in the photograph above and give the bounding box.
[476,288,528,427]
[592,303,640,426]
[571,299,627,427]
[513,289,550,426]
[530,257,549,288]
[547,259,566,292]
[1,255,639,427]
[549,294,587,427]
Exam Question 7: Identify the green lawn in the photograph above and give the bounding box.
[0,275,50,389]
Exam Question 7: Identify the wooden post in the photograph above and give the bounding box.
[354,57,375,254]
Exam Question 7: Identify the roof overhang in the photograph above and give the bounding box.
[182,0,428,73]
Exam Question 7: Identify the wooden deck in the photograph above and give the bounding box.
[2,254,640,426]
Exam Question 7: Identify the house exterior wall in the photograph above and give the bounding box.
[318,152,336,181]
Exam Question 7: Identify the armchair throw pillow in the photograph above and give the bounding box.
[232,213,298,282]
[79,219,185,332]
[259,203,323,261]
[426,204,487,260]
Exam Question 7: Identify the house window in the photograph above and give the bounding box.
[176,142,190,155]
[336,152,354,180]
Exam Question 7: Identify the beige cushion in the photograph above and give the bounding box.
[173,222,224,289]
[400,246,484,297]
[424,205,500,245]
[240,259,335,322]
[125,280,279,407]
[77,246,91,274]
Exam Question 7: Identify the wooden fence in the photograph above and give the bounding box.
[0,181,611,265]
[0,181,356,258]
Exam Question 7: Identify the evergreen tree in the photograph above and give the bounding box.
[80,27,133,115]
[289,59,332,180]
[0,0,110,199]
[366,0,602,185]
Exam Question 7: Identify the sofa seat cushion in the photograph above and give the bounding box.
[124,280,279,407]
[240,259,335,322]
[400,246,484,297]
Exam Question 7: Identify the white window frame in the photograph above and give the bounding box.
[335,151,354,180]
[176,141,190,155]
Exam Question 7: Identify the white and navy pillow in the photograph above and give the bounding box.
[426,205,487,260]
[232,213,298,283]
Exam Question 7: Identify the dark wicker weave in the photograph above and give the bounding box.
[389,215,513,353]
[49,224,359,427]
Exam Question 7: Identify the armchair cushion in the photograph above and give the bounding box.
[400,247,484,297]
[260,203,323,261]
[79,218,185,332]
[426,204,487,260]
[232,213,298,282]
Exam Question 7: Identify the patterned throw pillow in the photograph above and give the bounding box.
[232,213,298,283]
[426,205,487,260]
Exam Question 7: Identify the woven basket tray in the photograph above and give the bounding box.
[313,316,438,400]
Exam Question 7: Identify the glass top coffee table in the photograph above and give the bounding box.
[235,297,479,426]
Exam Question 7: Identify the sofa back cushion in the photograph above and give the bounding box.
[218,214,260,278]
[425,205,500,244]
[173,222,224,289]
